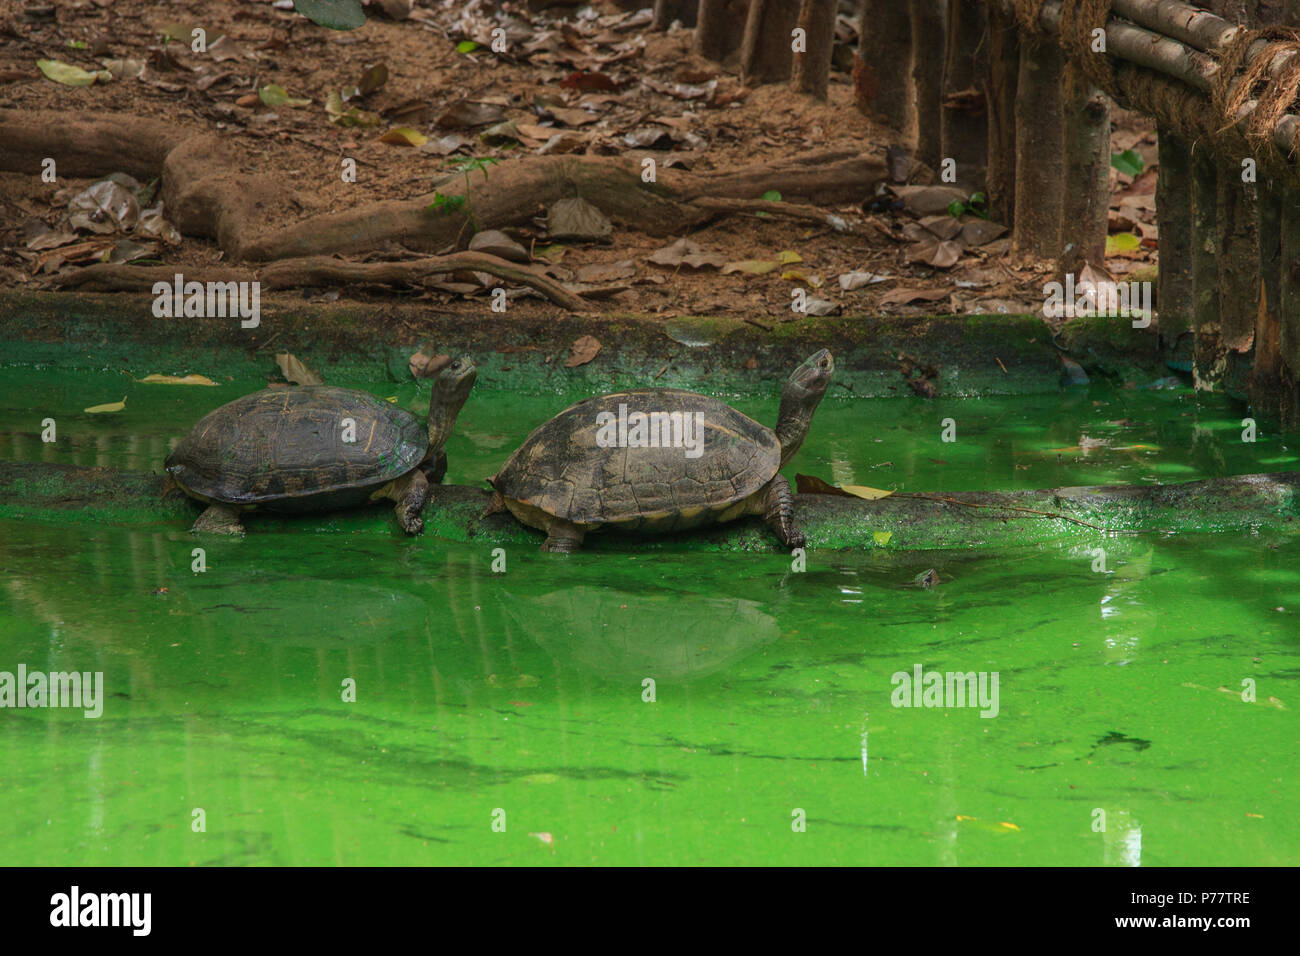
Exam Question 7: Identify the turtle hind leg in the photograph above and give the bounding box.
[387,469,430,535]
[763,475,805,550]
[192,503,245,535]
[540,517,585,553]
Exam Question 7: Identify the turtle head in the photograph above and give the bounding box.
[427,355,477,453]
[775,349,833,466]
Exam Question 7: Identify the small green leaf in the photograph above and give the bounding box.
[761,190,782,202]
[259,83,311,107]
[1106,231,1141,254]
[456,40,481,53]
[947,199,967,218]
[1111,149,1144,177]
[67,40,87,49]
[427,193,468,214]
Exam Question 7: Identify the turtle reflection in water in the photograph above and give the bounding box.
[500,586,780,681]
[487,350,834,551]
[165,357,477,535]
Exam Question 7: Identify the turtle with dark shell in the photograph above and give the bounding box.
[165,357,477,535]
[485,350,833,551]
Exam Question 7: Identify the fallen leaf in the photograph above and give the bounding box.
[38,59,111,87]
[879,286,950,306]
[839,271,885,290]
[85,396,126,414]
[259,83,311,107]
[136,374,218,386]
[647,238,725,270]
[577,260,636,282]
[872,531,893,546]
[722,259,778,275]
[435,99,506,128]
[379,126,428,147]
[566,335,601,367]
[468,229,528,262]
[275,352,323,386]
[560,71,617,91]
[547,197,612,241]
[326,91,380,126]
[907,237,963,269]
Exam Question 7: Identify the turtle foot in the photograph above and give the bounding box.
[192,504,244,535]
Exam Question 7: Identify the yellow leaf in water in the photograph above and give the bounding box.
[999,821,1021,831]
[85,396,126,414]
[379,126,429,147]
[137,373,218,386]
[842,485,894,500]
[385,395,398,403]
[872,531,892,546]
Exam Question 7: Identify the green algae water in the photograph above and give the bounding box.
[1,367,1297,865]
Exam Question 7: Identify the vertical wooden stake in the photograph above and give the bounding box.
[855,0,915,134]
[1011,35,1064,259]
[910,0,947,171]
[985,2,1019,227]
[1189,145,1220,385]
[1156,131,1195,361]
[940,0,989,189]
[1059,66,1111,278]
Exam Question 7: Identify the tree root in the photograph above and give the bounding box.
[54,253,592,311]
[0,109,887,304]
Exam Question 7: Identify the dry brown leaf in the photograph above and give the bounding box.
[566,335,601,367]
[276,352,323,386]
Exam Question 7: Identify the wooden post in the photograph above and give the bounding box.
[694,0,747,63]
[1011,34,1064,258]
[910,0,947,171]
[1189,144,1220,383]
[740,0,802,85]
[1215,157,1259,355]
[854,0,914,133]
[1059,65,1111,278]
[1156,131,1195,360]
[790,0,838,99]
[1280,192,1300,425]
[985,1,1018,227]
[940,0,989,189]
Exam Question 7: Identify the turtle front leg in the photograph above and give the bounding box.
[192,503,245,535]
[387,469,430,535]
[763,475,805,550]
[541,517,585,553]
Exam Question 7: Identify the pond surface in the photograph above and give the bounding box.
[0,367,1296,865]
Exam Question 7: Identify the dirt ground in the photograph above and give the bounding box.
[0,0,1158,324]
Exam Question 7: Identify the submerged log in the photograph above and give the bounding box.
[2,462,1295,552]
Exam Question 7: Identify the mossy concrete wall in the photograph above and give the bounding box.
[0,291,1165,398]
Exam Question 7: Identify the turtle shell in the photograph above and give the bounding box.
[166,386,427,510]
[491,388,779,532]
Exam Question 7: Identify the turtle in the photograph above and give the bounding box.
[165,356,477,535]
[485,349,834,552]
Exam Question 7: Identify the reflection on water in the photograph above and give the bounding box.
[1,366,1297,865]
[0,517,1295,866]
